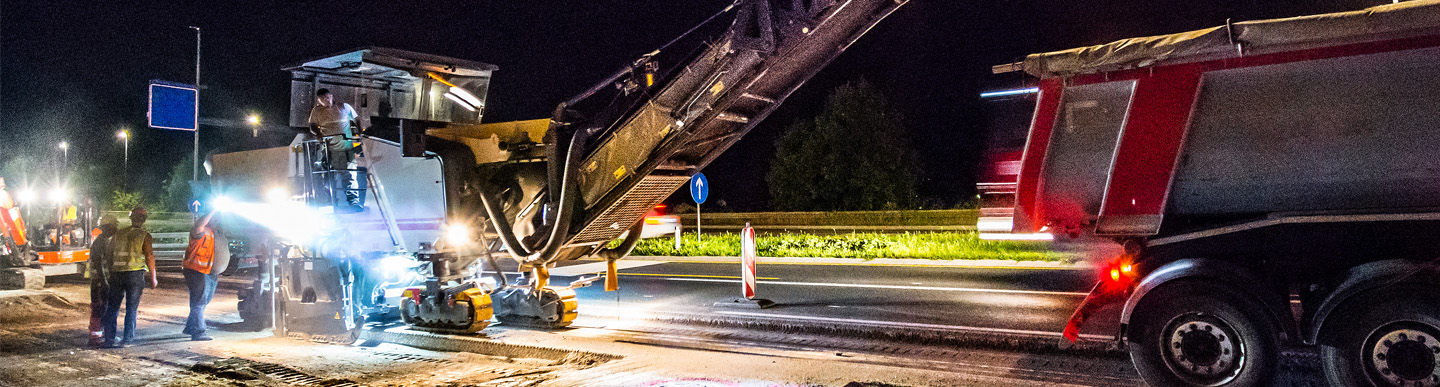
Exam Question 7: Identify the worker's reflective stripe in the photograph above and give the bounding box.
[111,227,149,272]
[183,230,215,274]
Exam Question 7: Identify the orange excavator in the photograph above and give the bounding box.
[1,177,93,288]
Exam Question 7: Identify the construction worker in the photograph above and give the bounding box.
[181,209,228,341]
[85,215,118,347]
[308,88,361,205]
[101,206,156,348]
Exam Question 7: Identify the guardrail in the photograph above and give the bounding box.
[101,211,194,234]
[674,209,979,233]
[152,232,188,271]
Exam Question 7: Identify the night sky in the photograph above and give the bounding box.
[0,0,1381,210]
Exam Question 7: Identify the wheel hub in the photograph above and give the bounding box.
[1165,317,1244,385]
[1369,328,1440,387]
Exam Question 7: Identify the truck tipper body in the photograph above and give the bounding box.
[1004,2,1440,386]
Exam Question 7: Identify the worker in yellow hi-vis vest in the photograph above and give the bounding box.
[101,206,155,348]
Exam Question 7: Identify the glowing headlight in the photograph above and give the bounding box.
[15,189,36,203]
[48,188,68,204]
[446,224,471,246]
[211,195,235,212]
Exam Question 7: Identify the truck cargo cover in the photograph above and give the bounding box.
[1022,0,1440,78]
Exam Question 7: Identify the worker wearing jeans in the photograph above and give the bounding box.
[85,215,118,347]
[182,210,227,341]
[102,206,156,348]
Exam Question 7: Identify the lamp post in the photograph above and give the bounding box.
[189,25,201,182]
[247,114,261,137]
[58,141,68,173]
[117,129,130,180]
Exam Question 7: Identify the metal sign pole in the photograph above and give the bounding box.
[696,204,702,244]
[190,26,201,182]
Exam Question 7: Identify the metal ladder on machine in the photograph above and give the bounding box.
[298,138,369,213]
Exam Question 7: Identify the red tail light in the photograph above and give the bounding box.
[1063,255,1138,342]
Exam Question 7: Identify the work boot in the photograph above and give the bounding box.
[190,334,213,342]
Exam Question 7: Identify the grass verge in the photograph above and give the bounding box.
[630,232,1073,263]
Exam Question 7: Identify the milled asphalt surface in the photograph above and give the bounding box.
[554,260,1114,337]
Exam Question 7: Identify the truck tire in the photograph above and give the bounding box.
[1320,286,1440,387]
[1128,281,1278,387]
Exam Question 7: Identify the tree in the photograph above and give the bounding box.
[768,80,920,211]
[108,189,145,212]
[161,156,204,212]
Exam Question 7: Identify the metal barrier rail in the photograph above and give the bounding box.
[152,232,188,270]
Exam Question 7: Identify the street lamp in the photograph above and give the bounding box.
[246,114,261,137]
[117,129,130,180]
[58,141,68,172]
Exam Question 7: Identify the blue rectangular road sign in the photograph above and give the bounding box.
[148,80,197,131]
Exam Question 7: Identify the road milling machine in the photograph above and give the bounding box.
[211,0,907,341]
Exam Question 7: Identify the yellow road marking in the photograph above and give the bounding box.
[618,272,780,280]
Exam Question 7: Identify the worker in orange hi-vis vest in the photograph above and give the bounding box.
[182,208,228,341]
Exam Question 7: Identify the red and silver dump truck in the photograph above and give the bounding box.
[1001,2,1440,386]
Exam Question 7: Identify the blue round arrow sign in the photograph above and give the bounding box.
[690,173,709,204]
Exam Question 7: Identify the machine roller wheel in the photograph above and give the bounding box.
[494,286,579,329]
[400,286,495,334]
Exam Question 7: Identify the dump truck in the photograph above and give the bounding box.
[210,0,907,342]
[998,2,1440,386]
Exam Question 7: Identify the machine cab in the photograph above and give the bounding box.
[282,48,498,214]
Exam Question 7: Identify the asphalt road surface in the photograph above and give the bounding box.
[546,260,1119,338]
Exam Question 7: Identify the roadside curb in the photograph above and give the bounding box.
[611,255,1094,269]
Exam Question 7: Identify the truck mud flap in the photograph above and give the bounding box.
[274,257,359,343]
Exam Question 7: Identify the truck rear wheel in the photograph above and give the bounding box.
[1128,281,1278,387]
[1321,287,1440,387]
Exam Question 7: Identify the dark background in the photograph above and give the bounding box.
[0,0,1383,211]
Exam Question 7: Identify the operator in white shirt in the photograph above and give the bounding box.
[307,88,361,205]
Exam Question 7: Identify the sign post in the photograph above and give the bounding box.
[689,173,709,244]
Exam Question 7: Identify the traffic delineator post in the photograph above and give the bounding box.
[715,223,774,309]
[741,224,757,299]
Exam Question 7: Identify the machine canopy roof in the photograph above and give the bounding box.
[1022,0,1440,78]
[285,47,497,79]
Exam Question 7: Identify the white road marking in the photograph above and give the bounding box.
[713,310,1112,341]
[658,277,1090,296]
[548,260,668,276]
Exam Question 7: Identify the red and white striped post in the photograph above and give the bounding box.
[716,222,773,308]
[740,223,758,299]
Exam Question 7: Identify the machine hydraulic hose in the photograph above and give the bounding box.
[476,115,588,267]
